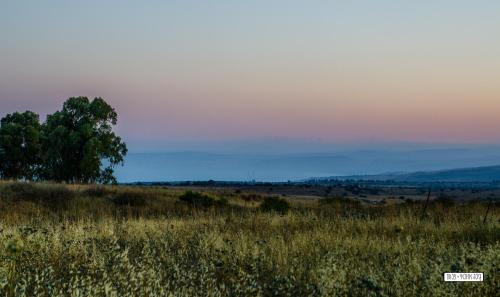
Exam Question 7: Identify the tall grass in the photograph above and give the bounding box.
[0,182,498,296]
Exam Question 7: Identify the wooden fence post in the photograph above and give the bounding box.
[420,188,431,220]
[483,199,492,224]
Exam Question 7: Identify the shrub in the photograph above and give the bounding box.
[112,191,147,207]
[178,191,229,209]
[260,196,290,214]
[0,182,74,208]
[178,191,216,208]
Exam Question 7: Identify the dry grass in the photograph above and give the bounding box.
[0,182,498,296]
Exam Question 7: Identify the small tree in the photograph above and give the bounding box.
[41,97,127,184]
[0,111,42,180]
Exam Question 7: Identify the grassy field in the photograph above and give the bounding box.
[0,182,498,296]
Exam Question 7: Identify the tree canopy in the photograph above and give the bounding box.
[0,97,127,184]
[0,111,42,180]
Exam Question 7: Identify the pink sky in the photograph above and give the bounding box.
[1,1,499,146]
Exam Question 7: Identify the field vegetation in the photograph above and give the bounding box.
[0,181,498,296]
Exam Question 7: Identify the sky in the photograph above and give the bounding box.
[1,0,500,150]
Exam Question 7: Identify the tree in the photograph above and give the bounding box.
[41,97,127,184]
[0,111,42,180]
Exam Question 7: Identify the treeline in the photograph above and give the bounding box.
[0,97,127,184]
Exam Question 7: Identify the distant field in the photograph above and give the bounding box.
[0,181,498,296]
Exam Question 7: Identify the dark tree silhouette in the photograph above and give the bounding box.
[41,97,127,184]
[0,111,42,180]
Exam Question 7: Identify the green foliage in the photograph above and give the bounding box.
[178,190,228,208]
[0,111,42,180]
[0,98,127,184]
[260,196,290,214]
[40,97,127,184]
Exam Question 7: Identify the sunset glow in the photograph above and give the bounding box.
[1,1,499,146]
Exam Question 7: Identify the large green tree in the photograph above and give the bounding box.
[41,97,127,184]
[0,111,42,180]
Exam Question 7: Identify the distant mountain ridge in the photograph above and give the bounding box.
[316,165,500,183]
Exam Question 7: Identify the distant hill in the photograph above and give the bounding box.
[316,165,500,183]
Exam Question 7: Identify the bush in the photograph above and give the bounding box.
[178,191,227,208]
[0,182,74,208]
[112,191,148,207]
[260,196,290,214]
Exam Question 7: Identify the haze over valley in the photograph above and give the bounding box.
[115,141,500,182]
